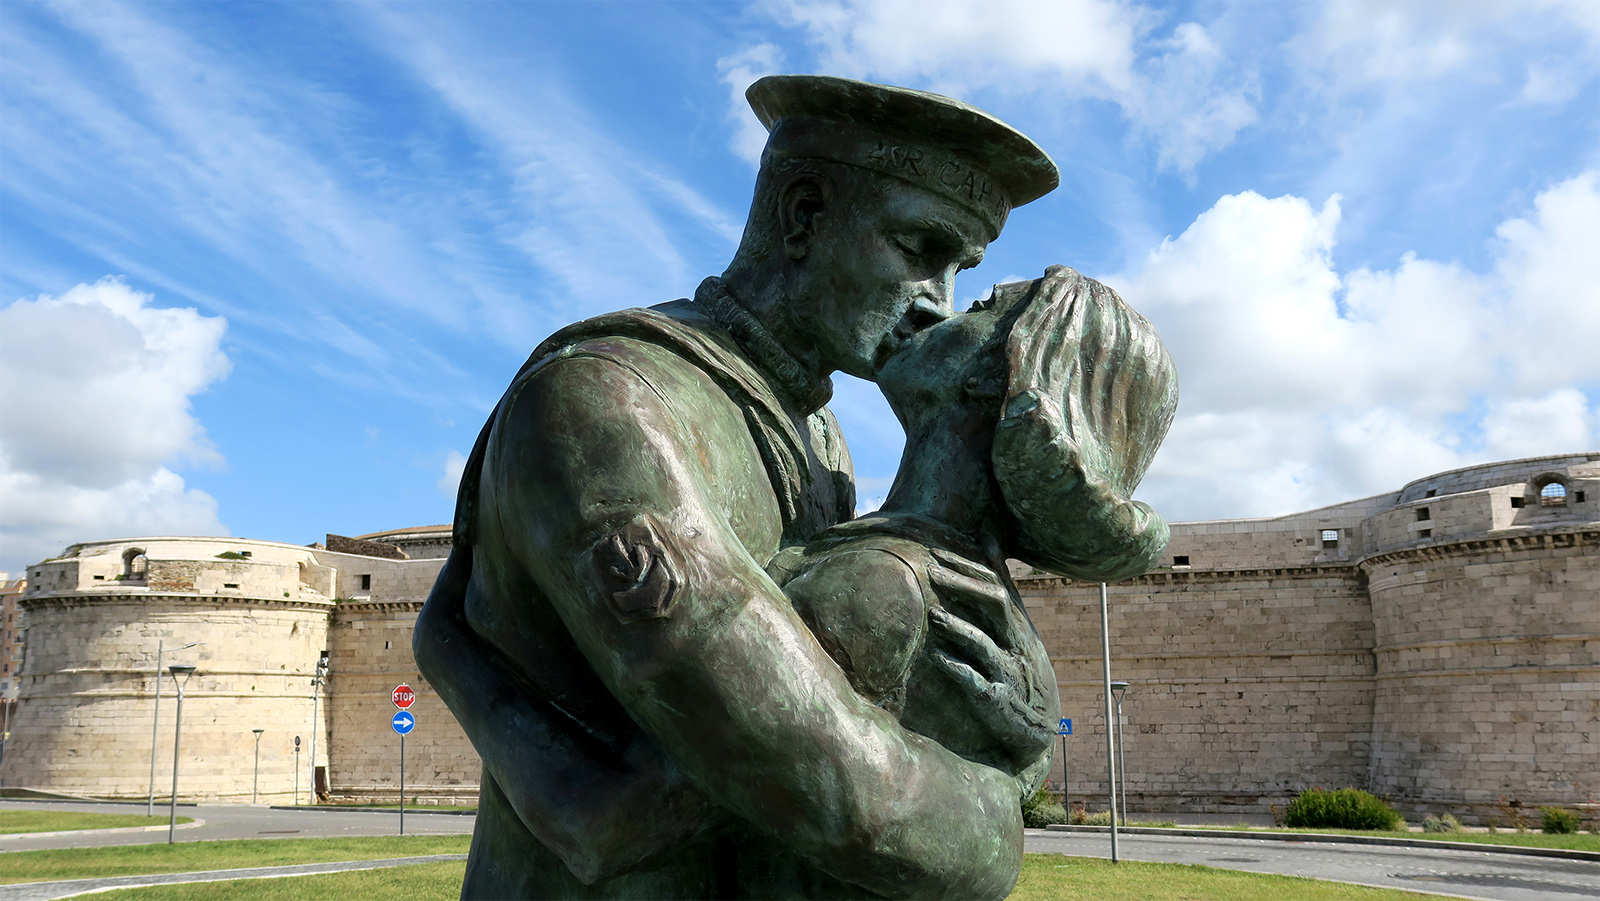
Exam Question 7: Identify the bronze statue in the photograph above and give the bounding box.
[415,75,1176,899]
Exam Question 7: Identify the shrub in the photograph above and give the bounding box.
[1072,808,1114,826]
[1284,788,1403,831]
[1541,807,1580,835]
[1021,788,1067,828]
[1422,814,1463,833]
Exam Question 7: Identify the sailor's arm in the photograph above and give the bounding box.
[490,352,1024,900]
[412,551,708,884]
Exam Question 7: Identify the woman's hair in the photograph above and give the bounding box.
[981,266,1179,581]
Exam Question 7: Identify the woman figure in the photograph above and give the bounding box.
[772,264,1178,800]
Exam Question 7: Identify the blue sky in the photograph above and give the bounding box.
[3,0,1598,573]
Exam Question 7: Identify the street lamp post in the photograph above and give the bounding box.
[1098,582,1118,863]
[294,736,301,806]
[147,640,199,816]
[167,664,197,843]
[309,652,329,805]
[251,729,265,804]
[1110,681,1130,827]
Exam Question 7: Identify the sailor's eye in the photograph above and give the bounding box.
[892,235,924,258]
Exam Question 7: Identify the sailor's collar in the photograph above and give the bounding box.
[694,277,833,413]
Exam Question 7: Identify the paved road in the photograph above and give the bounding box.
[1024,829,1600,901]
[6,802,1597,901]
[0,800,474,853]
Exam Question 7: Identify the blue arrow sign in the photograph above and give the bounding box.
[392,711,415,735]
[1057,717,1072,736]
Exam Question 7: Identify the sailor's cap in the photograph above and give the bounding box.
[747,75,1059,239]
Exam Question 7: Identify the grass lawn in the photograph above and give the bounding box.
[1009,855,1458,901]
[1192,824,1600,853]
[0,811,192,835]
[0,835,471,885]
[85,860,465,901]
[36,854,1452,901]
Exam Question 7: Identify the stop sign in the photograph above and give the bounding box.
[392,683,415,709]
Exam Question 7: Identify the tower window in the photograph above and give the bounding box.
[1417,529,1432,539]
[1173,555,1190,566]
[1416,507,1430,521]
[1425,489,1437,498]
[1540,482,1568,506]
[1320,529,1339,548]
[359,574,371,591]
[121,548,148,580]
[1511,496,1525,508]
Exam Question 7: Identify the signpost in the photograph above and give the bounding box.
[392,685,415,835]
[1057,717,1072,818]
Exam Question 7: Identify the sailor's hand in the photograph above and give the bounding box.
[926,604,1053,770]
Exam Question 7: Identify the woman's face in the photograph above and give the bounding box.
[876,303,1003,425]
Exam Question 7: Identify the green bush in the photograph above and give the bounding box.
[1072,809,1114,826]
[1541,807,1580,835]
[1422,814,1463,833]
[1021,788,1067,828]
[1284,788,1403,831]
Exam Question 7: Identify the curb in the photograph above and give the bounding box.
[266,805,476,817]
[1039,824,1600,862]
[0,819,206,842]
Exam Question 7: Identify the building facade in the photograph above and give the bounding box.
[1033,453,1598,821]
[1,455,1593,821]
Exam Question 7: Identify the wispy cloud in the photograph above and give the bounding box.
[718,43,786,166]
[756,0,1258,173]
[359,5,743,335]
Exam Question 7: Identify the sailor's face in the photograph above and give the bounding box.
[802,178,990,380]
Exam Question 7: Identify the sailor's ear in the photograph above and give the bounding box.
[779,172,834,261]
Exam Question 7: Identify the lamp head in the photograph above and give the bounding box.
[1110,681,1130,702]
[168,664,197,675]
[252,728,265,735]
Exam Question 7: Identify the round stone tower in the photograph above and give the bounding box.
[1360,454,1599,821]
[2,537,334,802]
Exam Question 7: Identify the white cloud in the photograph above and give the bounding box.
[1492,171,1600,388]
[436,449,467,500]
[765,0,1257,172]
[719,43,786,166]
[1112,171,1600,521]
[1520,58,1585,105]
[0,278,230,571]
[1482,390,1596,461]
[1294,0,1600,95]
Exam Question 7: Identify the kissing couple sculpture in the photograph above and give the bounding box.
[416,74,1177,900]
[421,269,1177,900]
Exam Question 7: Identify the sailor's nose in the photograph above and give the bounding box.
[905,297,952,332]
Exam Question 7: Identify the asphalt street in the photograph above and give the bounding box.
[0,800,474,853]
[1024,829,1600,901]
[3,801,1597,901]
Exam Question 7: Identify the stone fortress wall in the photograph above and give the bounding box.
[1,455,1593,820]
[0,533,479,805]
[1034,453,1598,822]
